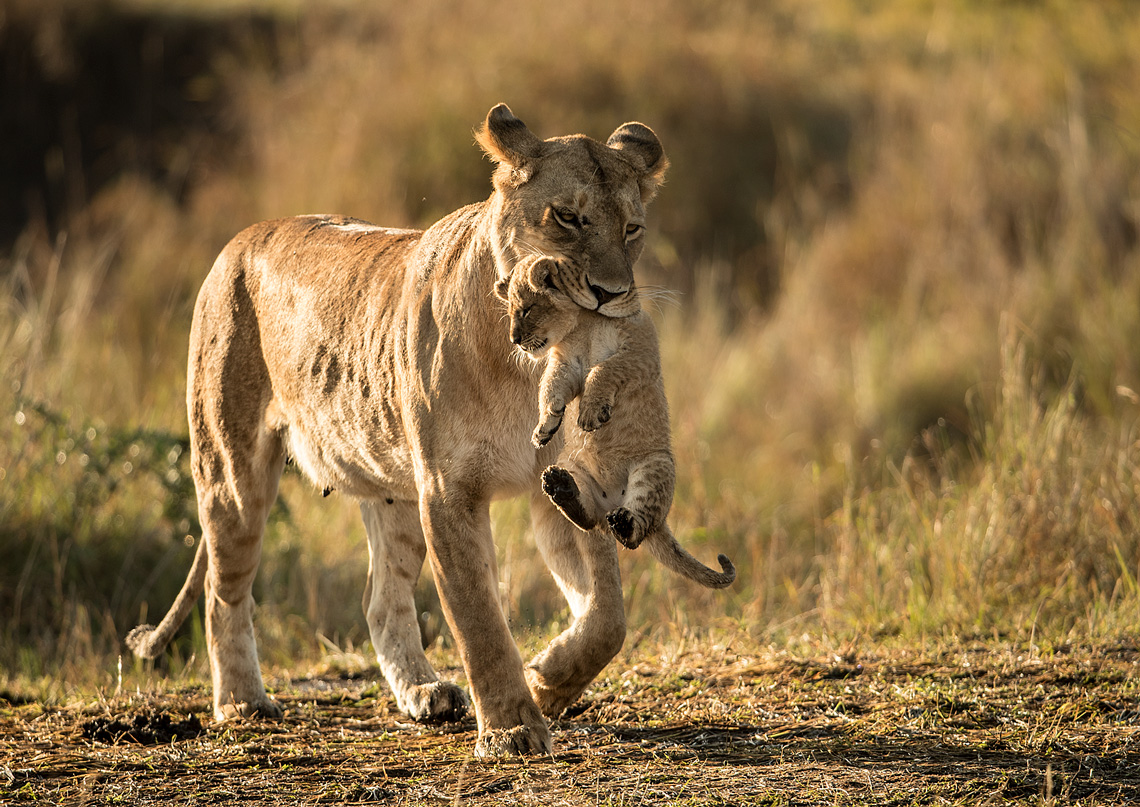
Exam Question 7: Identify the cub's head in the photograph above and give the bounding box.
[477,104,668,318]
[494,257,582,356]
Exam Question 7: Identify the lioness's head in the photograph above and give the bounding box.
[477,104,668,318]
[494,257,582,356]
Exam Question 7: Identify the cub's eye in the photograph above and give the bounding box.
[553,207,580,228]
[625,223,644,239]
[520,305,533,319]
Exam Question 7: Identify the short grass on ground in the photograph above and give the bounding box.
[3,634,1138,806]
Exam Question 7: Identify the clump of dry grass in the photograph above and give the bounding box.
[819,338,1140,638]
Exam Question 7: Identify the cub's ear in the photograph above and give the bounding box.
[476,104,545,183]
[493,275,511,302]
[525,258,558,291]
[607,122,669,203]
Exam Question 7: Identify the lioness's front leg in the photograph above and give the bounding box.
[525,488,625,718]
[419,480,550,757]
[360,499,468,723]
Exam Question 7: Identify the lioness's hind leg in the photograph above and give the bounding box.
[525,489,625,718]
[360,499,468,723]
[190,263,288,722]
[193,408,286,721]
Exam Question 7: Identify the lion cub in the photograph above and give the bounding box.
[496,257,735,589]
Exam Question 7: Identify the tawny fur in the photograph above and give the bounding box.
[496,258,735,589]
[126,104,669,758]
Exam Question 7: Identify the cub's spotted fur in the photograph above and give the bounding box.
[496,257,735,589]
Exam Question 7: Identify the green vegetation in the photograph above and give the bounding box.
[2,0,1140,693]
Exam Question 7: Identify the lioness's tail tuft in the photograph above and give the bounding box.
[125,624,164,659]
[124,537,210,660]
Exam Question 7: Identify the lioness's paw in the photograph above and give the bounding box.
[215,697,284,722]
[400,681,469,724]
[577,401,612,432]
[606,508,645,549]
[474,724,552,758]
[525,665,581,719]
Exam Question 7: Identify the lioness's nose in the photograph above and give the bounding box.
[589,283,623,306]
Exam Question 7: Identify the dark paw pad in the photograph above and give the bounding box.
[606,508,641,548]
[541,466,577,503]
[541,466,595,531]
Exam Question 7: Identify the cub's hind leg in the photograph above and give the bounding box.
[360,498,468,723]
[605,452,675,550]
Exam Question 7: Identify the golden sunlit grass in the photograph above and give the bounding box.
[2,0,1140,696]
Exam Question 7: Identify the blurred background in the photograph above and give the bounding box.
[3,0,1139,689]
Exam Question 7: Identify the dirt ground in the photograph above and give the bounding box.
[3,639,1139,806]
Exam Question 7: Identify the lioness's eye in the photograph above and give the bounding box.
[553,207,580,228]
[625,223,644,239]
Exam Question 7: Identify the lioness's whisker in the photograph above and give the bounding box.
[637,285,683,314]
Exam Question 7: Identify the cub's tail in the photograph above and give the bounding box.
[644,526,736,589]
[124,537,208,659]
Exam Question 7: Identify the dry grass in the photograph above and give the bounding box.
[3,635,1139,805]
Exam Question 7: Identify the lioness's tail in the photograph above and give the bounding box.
[124,537,208,659]
[644,526,736,589]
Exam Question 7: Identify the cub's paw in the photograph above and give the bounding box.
[541,466,578,504]
[400,681,470,724]
[215,697,284,722]
[532,408,566,448]
[577,401,612,432]
[606,508,645,549]
[541,466,596,531]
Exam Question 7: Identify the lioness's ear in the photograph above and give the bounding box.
[607,122,669,203]
[476,104,545,183]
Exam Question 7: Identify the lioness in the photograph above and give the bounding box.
[126,104,667,757]
[495,256,735,589]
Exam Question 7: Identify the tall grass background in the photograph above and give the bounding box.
[3,0,1139,692]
